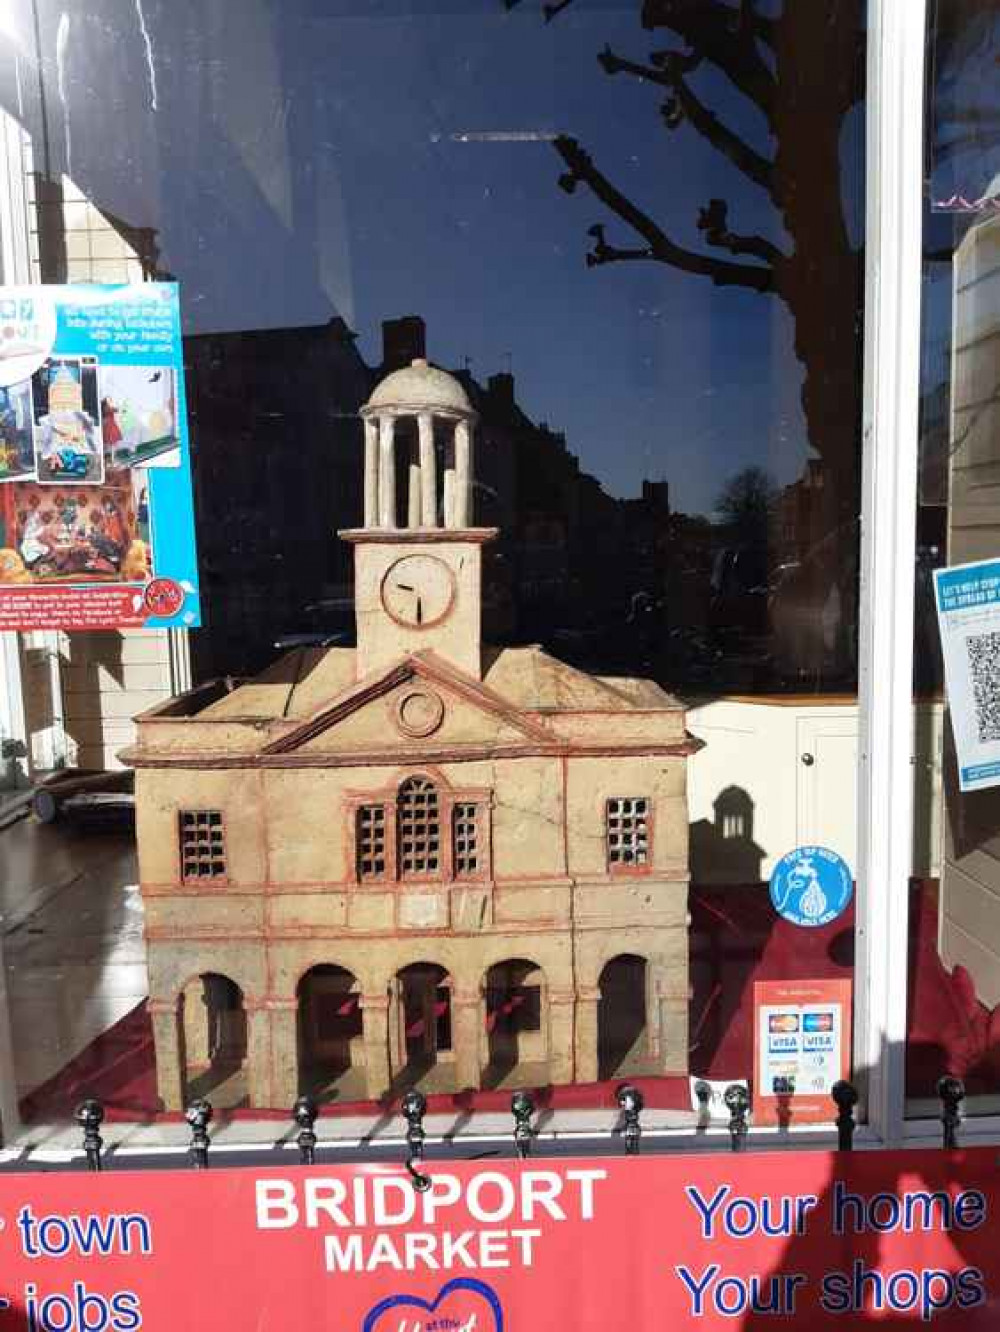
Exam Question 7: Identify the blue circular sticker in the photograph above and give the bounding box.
[769,846,853,927]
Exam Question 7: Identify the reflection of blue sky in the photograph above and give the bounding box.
[929,2,1000,206]
[1,0,867,510]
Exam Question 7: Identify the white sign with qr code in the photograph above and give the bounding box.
[934,558,1000,792]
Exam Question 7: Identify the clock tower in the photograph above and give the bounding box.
[339,358,497,680]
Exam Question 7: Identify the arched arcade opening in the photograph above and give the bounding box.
[297,965,364,1102]
[181,972,248,1107]
[390,962,454,1092]
[597,955,650,1080]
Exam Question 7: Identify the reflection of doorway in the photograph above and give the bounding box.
[484,959,546,1088]
[297,965,363,1101]
[391,963,452,1089]
[182,973,247,1106]
[597,955,648,1080]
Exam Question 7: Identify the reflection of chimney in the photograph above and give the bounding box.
[381,316,426,371]
[642,480,670,514]
[487,372,515,409]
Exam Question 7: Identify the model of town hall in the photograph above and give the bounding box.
[126,357,700,1110]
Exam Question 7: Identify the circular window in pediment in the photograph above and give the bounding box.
[394,689,445,739]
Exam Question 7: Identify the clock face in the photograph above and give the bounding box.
[380,554,456,628]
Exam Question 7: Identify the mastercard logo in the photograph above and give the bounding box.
[768,1014,800,1033]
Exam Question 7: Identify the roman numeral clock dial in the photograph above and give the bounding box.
[380,554,456,629]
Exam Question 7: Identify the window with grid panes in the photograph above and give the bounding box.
[356,804,387,880]
[398,776,440,877]
[453,801,480,876]
[179,810,227,880]
[606,797,649,869]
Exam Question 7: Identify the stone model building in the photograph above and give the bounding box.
[126,359,700,1110]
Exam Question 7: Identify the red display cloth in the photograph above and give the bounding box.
[18,880,989,1124]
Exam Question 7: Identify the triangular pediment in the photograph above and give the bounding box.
[261,652,554,756]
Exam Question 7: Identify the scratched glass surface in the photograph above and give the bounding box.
[0,1,867,1140]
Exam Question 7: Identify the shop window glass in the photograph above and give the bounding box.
[0,0,867,1144]
[908,0,1000,1117]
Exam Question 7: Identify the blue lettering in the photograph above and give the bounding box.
[820,1271,851,1313]
[724,1199,757,1238]
[684,1186,728,1239]
[675,1263,719,1315]
[954,1190,986,1230]
[110,1291,143,1331]
[18,1206,40,1257]
[39,1292,74,1331]
[886,1271,919,1312]
[715,1277,747,1318]
[956,1268,986,1311]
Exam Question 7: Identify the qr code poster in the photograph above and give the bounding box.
[934,559,1000,792]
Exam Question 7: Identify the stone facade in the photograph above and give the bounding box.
[126,359,699,1110]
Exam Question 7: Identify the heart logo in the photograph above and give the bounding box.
[363,1277,503,1332]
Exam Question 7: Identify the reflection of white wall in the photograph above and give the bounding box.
[939,213,1000,1007]
[687,697,943,884]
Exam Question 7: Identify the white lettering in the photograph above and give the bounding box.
[423,1174,462,1223]
[373,1178,417,1227]
[467,1173,516,1224]
[367,1233,405,1270]
[566,1169,606,1220]
[510,1228,541,1266]
[305,1179,350,1228]
[404,1232,441,1269]
[255,1180,298,1229]
[478,1231,510,1267]
[520,1172,566,1222]
[324,1234,364,1271]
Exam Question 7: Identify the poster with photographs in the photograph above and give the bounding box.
[0,380,35,482]
[0,283,200,630]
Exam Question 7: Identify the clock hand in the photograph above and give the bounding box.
[416,596,423,625]
[396,583,414,592]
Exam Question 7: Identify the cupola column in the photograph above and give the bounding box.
[418,412,437,526]
[363,417,379,528]
[378,415,396,528]
[454,418,472,528]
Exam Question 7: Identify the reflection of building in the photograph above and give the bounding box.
[775,459,831,568]
[128,359,698,1110]
[184,316,373,679]
[186,314,681,681]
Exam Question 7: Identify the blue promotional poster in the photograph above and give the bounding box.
[0,282,199,630]
[934,559,1000,792]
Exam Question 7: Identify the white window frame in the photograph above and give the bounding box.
[853,0,929,1148]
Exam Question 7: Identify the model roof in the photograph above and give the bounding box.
[197,644,679,721]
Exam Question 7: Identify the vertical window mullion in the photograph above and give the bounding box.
[855,0,929,1147]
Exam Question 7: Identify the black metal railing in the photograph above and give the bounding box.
[69,1074,967,1177]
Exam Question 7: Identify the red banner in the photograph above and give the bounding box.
[0,1149,998,1328]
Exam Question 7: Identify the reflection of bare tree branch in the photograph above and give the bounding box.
[698,198,785,265]
[738,0,776,47]
[641,0,777,120]
[598,45,774,193]
[542,0,572,20]
[585,225,651,266]
[554,135,775,291]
